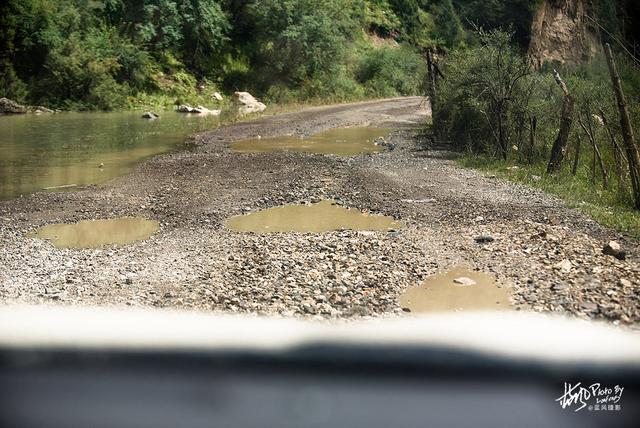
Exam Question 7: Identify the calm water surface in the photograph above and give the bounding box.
[231,127,391,156]
[400,267,511,313]
[31,217,159,248]
[0,111,219,199]
[225,200,402,233]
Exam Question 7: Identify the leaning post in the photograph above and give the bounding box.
[604,43,640,209]
[547,69,574,173]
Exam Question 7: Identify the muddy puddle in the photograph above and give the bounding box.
[400,267,511,313]
[225,200,401,233]
[231,127,392,156]
[31,217,159,249]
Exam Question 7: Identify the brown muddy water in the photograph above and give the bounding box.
[31,218,159,249]
[0,111,220,200]
[224,200,402,233]
[231,127,392,156]
[400,267,511,313]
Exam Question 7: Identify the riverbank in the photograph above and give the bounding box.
[1,97,638,326]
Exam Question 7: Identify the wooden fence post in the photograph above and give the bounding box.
[547,69,574,173]
[426,48,439,143]
[604,43,640,208]
[572,134,581,176]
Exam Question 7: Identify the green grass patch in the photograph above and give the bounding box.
[458,155,640,237]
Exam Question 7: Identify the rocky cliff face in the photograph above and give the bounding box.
[527,0,599,68]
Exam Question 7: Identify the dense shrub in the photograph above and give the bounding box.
[436,30,535,158]
[437,28,640,214]
[357,46,425,97]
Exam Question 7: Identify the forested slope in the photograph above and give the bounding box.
[0,1,637,111]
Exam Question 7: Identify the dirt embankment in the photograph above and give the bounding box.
[0,97,638,325]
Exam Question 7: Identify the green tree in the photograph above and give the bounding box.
[0,0,25,100]
[429,0,465,49]
[249,0,363,86]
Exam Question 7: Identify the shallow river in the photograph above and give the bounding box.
[0,111,219,200]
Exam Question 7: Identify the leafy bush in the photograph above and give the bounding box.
[28,29,130,109]
[436,30,534,158]
[357,46,425,97]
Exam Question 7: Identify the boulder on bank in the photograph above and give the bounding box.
[213,91,224,101]
[232,91,266,115]
[141,111,159,120]
[0,97,27,114]
[177,104,221,115]
[192,105,221,116]
[31,106,54,114]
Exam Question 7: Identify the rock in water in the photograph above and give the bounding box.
[192,106,221,115]
[32,106,53,114]
[177,104,193,113]
[232,91,266,115]
[141,111,159,120]
[453,277,476,286]
[0,97,27,114]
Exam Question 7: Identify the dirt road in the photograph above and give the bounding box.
[1,97,638,324]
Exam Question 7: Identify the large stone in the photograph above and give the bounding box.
[603,240,621,253]
[32,106,54,114]
[192,105,221,116]
[213,91,224,101]
[232,91,266,115]
[0,97,27,114]
[177,104,220,115]
[603,241,626,260]
[177,104,193,113]
[141,111,159,120]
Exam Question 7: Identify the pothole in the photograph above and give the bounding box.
[224,200,402,233]
[231,127,392,156]
[400,267,511,313]
[31,217,159,249]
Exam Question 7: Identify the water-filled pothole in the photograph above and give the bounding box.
[400,267,511,313]
[231,127,392,156]
[224,200,401,233]
[31,217,159,249]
